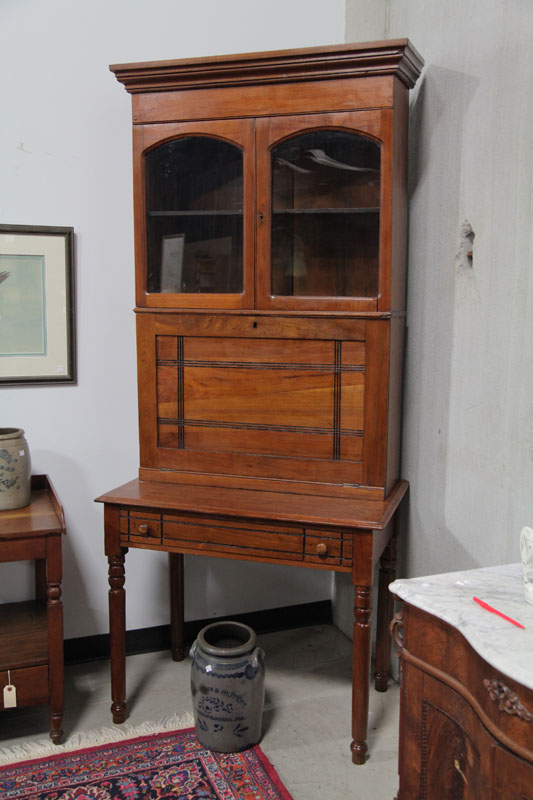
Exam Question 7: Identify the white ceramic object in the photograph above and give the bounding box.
[520,526,533,605]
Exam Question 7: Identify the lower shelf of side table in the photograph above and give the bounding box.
[0,600,49,710]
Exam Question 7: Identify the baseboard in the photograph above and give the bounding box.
[64,600,332,665]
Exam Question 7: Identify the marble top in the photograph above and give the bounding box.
[390,563,533,691]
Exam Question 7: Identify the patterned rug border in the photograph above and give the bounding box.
[0,710,194,767]
[0,723,294,800]
[247,744,294,799]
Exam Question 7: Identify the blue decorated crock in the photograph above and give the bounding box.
[190,620,265,752]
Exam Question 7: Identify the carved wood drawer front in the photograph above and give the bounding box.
[304,529,353,568]
[162,514,304,562]
[120,510,162,545]
[0,665,48,710]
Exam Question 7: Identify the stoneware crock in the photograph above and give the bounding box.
[190,620,265,752]
[0,428,31,510]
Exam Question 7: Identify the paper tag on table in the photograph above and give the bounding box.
[3,683,17,708]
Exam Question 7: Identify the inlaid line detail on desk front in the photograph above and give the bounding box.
[333,340,342,460]
[157,359,365,373]
[177,336,185,449]
[158,417,364,438]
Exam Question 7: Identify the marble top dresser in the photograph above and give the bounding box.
[389,564,533,799]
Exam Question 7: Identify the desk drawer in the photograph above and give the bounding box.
[1,665,48,710]
[162,514,303,561]
[304,529,353,568]
[120,510,162,545]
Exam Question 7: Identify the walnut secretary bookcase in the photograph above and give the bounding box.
[98,40,423,764]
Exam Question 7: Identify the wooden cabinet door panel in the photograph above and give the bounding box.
[256,110,387,313]
[138,313,391,492]
[183,365,334,427]
[181,426,333,460]
[185,336,333,364]
[133,119,255,310]
[418,674,492,799]
[155,333,364,466]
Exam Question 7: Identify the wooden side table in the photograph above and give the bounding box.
[0,475,66,743]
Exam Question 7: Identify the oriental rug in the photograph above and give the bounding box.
[0,727,293,800]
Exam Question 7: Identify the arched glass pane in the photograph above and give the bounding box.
[145,137,243,294]
[271,131,380,298]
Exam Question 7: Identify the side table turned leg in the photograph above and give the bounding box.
[351,583,372,765]
[47,535,64,744]
[374,524,398,692]
[47,578,64,743]
[108,551,127,723]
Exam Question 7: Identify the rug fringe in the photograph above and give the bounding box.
[0,711,194,767]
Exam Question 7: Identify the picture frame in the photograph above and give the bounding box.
[0,224,76,385]
[160,233,184,293]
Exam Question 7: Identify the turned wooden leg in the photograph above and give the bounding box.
[47,535,64,744]
[351,583,372,765]
[374,523,398,692]
[169,552,185,661]
[108,551,127,723]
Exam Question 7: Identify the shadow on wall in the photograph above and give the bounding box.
[396,495,480,582]
[401,64,481,579]
[408,65,480,197]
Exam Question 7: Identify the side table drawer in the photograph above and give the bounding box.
[1,665,48,710]
[162,514,304,562]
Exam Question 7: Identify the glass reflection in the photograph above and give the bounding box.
[145,137,243,294]
[271,131,380,298]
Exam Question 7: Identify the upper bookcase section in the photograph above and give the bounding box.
[110,39,423,95]
[111,41,423,312]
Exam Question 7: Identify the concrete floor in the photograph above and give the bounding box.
[0,624,401,799]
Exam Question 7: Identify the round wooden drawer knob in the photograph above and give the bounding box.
[138,523,149,534]
[316,542,328,556]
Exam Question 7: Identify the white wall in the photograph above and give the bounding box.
[0,0,346,639]
[344,0,533,581]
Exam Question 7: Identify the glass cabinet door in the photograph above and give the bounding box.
[256,112,385,311]
[135,120,254,308]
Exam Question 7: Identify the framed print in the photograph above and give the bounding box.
[0,225,75,385]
